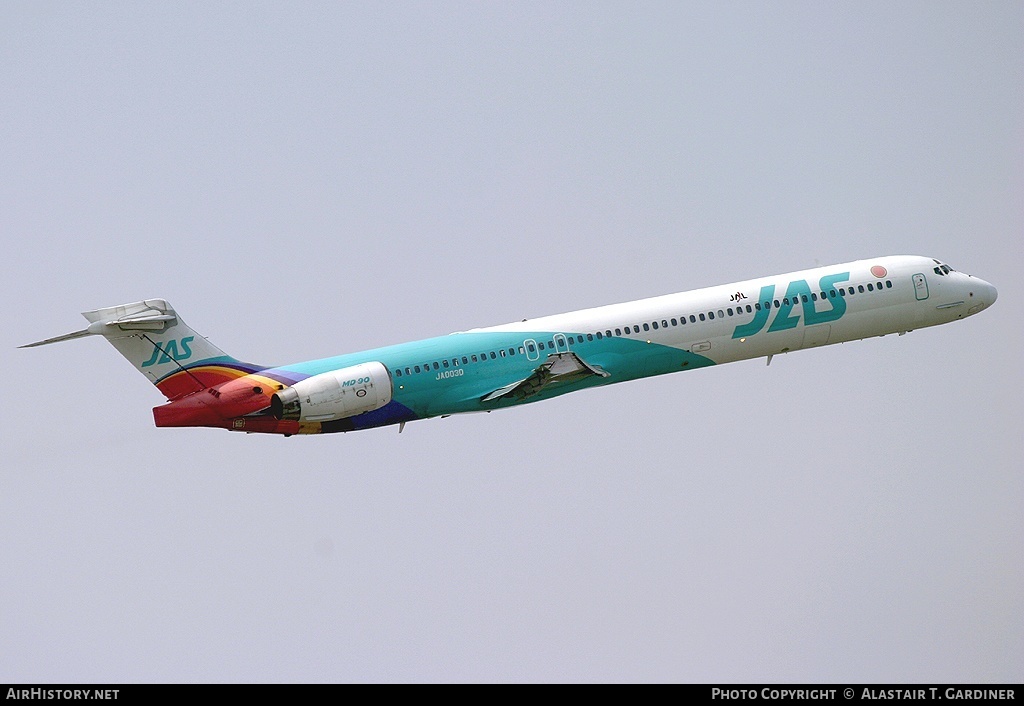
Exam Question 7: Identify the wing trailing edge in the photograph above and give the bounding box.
[481,351,610,402]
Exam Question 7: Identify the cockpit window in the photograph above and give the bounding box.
[933,263,954,276]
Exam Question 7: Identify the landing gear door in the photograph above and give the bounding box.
[913,273,929,301]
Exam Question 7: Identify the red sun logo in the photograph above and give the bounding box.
[871,265,887,278]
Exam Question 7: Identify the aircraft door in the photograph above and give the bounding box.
[524,338,540,361]
[913,273,929,300]
[801,324,831,349]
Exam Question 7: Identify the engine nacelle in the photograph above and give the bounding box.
[270,361,393,422]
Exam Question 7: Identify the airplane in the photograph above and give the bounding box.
[21,255,996,437]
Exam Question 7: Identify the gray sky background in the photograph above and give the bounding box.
[1,2,1021,683]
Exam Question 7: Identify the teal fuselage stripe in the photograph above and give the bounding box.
[262,331,715,426]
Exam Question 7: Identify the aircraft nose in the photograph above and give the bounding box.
[968,277,997,311]
[979,279,997,307]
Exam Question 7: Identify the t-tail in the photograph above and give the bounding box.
[20,299,266,401]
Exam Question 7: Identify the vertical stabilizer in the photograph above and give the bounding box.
[22,299,265,400]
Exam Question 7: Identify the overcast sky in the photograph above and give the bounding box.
[1,1,1021,683]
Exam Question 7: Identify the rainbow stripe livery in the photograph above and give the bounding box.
[21,256,997,436]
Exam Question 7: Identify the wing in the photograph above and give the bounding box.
[481,351,610,403]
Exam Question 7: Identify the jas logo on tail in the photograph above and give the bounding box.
[732,273,850,339]
[141,336,194,367]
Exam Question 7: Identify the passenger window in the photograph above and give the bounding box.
[718,309,724,318]
[471,355,478,363]
[727,308,734,316]
[671,318,677,326]
[490,352,496,359]
[442,360,449,368]
[587,333,594,341]
[414,365,421,373]
[405,367,411,375]
[773,300,780,308]
[708,311,715,320]
[632,326,639,333]
[500,350,506,357]
[689,315,696,323]
[395,369,402,377]
[509,348,515,355]
[699,313,706,321]
[433,362,439,370]
[886,280,892,288]
[605,330,612,337]
[801,295,808,303]
[462,357,468,364]
[662,320,668,328]
[783,298,790,306]
[649,322,656,330]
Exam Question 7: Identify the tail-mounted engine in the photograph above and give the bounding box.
[270,361,392,422]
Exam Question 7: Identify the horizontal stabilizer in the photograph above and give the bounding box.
[18,309,180,349]
[18,328,93,348]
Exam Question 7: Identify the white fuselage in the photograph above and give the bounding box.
[27,255,996,436]
[475,254,996,366]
